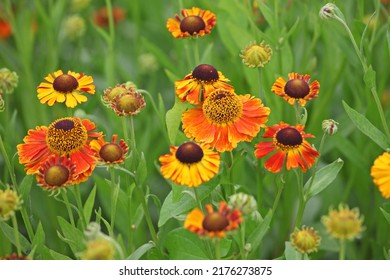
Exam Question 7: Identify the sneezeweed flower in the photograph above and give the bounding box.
[37,70,95,108]
[36,155,77,190]
[90,134,129,165]
[17,117,101,179]
[271,72,320,106]
[102,83,137,105]
[254,122,319,173]
[93,6,125,28]
[240,41,272,68]
[175,64,234,105]
[290,226,321,254]
[319,3,345,21]
[110,90,146,117]
[229,192,257,216]
[166,7,216,38]
[62,15,86,40]
[0,18,12,39]
[159,142,220,188]
[182,89,270,152]
[322,204,364,240]
[370,152,390,198]
[0,188,21,221]
[81,238,115,260]
[0,68,19,94]
[184,201,242,238]
[322,119,339,135]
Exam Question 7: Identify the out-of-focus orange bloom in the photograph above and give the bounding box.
[93,6,125,27]
[0,18,12,39]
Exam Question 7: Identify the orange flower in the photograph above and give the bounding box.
[0,18,12,39]
[182,89,270,152]
[271,72,320,106]
[93,6,125,27]
[166,7,216,38]
[17,117,102,180]
[254,122,319,173]
[175,64,234,105]
[90,134,128,165]
[184,201,242,238]
[370,152,390,198]
[159,142,220,188]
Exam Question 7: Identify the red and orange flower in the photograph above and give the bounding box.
[254,122,319,173]
[182,89,270,152]
[91,134,128,165]
[17,117,102,180]
[184,201,242,238]
[271,72,320,106]
[175,64,234,105]
[166,7,216,38]
[37,70,95,108]
[0,18,12,40]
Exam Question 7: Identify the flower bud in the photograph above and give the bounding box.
[322,119,338,135]
[0,68,19,94]
[240,41,272,68]
[229,192,257,216]
[0,188,21,221]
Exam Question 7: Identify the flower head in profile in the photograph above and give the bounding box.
[0,188,21,221]
[182,89,270,152]
[254,122,319,173]
[370,152,390,198]
[36,155,77,190]
[17,117,102,181]
[91,134,128,165]
[159,142,220,188]
[322,204,364,240]
[37,70,95,108]
[184,201,242,238]
[271,72,320,106]
[290,226,321,254]
[240,41,272,68]
[175,64,234,105]
[167,7,216,38]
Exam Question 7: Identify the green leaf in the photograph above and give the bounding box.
[343,100,390,150]
[305,158,344,199]
[57,216,85,255]
[127,242,155,260]
[284,242,308,260]
[165,228,209,260]
[256,0,276,33]
[387,20,390,58]
[0,221,31,253]
[158,185,215,228]
[363,65,376,90]
[83,184,97,224]
[32,222,45,249]
[247,210,272,252]
[48,248,72,260]
[380,208,390,225]
[165,97,189,145]
[19,175,33,203]
[136,152,147,185]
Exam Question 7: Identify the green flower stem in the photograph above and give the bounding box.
[214,238,221,260]
[61,190,75,227]
[109,166,120,234]
[71,186,87,230]
[294,170,305,228]
[257,68,266,103]
[193,38,200,66]
[121,117,129,144]
[239,221,247,260]
[193,187,203,211]
[183,40,194,69]
[129,116,138,159]
[333,14,390,140]
[272,174,285,215]
[0,136,34,241]
[339,239,346,260]
[11,215,22,256]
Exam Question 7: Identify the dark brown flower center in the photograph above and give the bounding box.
[175,142,204,164]
[53,74,79,93]
[116,94,141,113]
[275,127,303,147]
[284,79,310,99]
[192,64,219,82]
[180,15,206,35]
[47,118,88,154]
[44,165,70,187]
[99,143,123,163]
[203,90,243,125]
[202,212,229,232]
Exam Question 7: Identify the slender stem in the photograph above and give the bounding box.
[11,215,21,256]
[294,170,305,228]
[257,68,265,103]
[72,186,87,230]
[214,238,221,260]
[339,239,346,260]
[272,175,285,214]
[193,187,203,211]
[183,40,194,69]
[61,190,75,227]
[193,38,200,65]
[121,117,129,144]
[129,116,138,158]
[240,221,247,260]
[109,166,120,234]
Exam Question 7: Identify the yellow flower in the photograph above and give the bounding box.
[81,239,115,260]
[371,152,390,198]
[0,189,21,221]
[240,41,272,68]
[290,226,321,254]
[322,204,364,240]
[37,70,95,108]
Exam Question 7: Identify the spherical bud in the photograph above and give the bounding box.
[0,188,21,221]
[322,119,339,135]
[290,226,321,254]
[0,68,19,94]
[229,192,257,216]
[240,41,272,68]
[62,15,86,40]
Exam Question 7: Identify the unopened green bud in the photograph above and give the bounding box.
[322,119,339,135]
